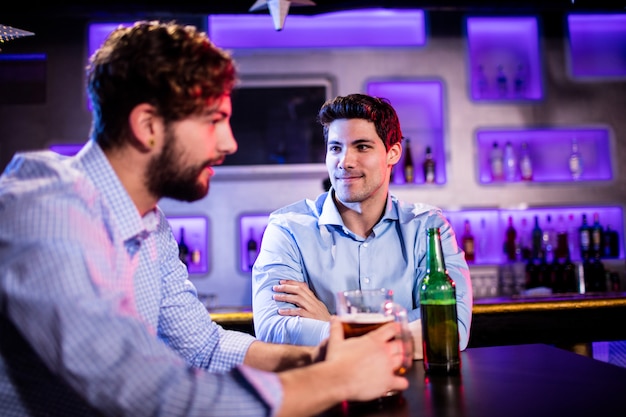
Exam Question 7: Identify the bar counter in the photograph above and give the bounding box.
[209,291,626,350]
[318,343,626,417]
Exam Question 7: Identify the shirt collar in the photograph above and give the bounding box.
[318,189,399,227]
[76,140,159,243]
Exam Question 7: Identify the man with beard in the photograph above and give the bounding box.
[252,94,473,356]
[0,22,408,417]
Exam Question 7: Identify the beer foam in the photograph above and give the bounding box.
[341,313,393,323]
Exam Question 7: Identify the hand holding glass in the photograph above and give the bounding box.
[335,289,414,379]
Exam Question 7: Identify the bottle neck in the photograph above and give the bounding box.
[426,228,447,276]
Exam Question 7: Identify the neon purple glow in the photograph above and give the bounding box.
[476,127,612,184]
[444,206,624,265]
[49,143,84,156]
[88,22,134,59]
[0,53,46,61]
[208,9,426,49]
[466,17,543,101]
[239,214,270,273]
[367,80,447,185]
[168,216,210,275]
[568,14,626,78]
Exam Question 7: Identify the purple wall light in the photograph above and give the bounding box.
[568,14,626,79]
[466,16,543,101]
[208,9,426,49]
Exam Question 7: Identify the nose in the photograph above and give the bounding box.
[220,124,238,155]
[338,148,355,170]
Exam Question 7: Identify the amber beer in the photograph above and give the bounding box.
[340,312,394,339]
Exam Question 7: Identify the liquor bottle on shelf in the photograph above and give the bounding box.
[590,212,604,259]
[583,255,607,293]
[478,218,488,262]
[190,247,201,265]
[538,251,553,289]
[504,216,517,262]
[177,227,190,267]
[518,217,531,261]
[603,225,620,258]
[423,146,436,184]
[503,141,517,182]
[489,142,504,182]
[525,255,541,290]
[461,219,475,263]
[561,255,579,293]
[403,137,415,184]
[531,215,543,261]
[420,227,461,375]
[519,142,533,181]
[542,215,556,263]
[579,214,592,261]
[246,228,259,270]
[568,138,583,180]
[567,213,580,261]
[496,64,508,97]
[554,214,569,261]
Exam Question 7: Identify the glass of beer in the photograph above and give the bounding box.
[335,289,414,382]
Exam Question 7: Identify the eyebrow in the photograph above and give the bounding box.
[328,138,376,145]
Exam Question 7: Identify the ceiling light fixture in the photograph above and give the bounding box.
[249,0,316,31]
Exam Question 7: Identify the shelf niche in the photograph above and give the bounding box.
[445,205,624,265]
[366,79,447,185]
[476,127,613,184]
[168,216,210,275]
[466,16,543,101]
[567,13,626,80]
[239,213,270,273]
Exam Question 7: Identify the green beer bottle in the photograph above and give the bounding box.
[420,227,461,374]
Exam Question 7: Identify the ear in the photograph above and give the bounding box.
[387,141,402,165]
[129,103,161,152]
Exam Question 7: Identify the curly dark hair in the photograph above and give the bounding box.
[86,20,237,150]
[317,93,403,151]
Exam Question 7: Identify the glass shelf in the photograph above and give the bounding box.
[366,79,447,185]
[475,126,613,184]
[466,16,543,101]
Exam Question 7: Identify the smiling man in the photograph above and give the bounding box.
[252,93,473,355]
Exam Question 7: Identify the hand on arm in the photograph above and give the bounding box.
[273,280,331,322]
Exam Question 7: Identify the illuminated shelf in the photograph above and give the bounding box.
[366,79,447,185]
[567,14,626,79]
[476,127,613,184]
[167,216,210,275]
[445,206,624,265]
[466,16,543,101]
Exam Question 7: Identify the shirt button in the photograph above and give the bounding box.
[363,277,370,284]
[363,243,368,248]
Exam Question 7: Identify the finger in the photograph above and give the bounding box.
[278,307,305,317]
[327,316,345,346]
[368,321,401,343]
[279,279,306,287]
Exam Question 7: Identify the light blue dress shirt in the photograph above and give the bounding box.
[252,191,473,349]
[0,141,281,417]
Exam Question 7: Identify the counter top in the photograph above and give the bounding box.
[208,292,626,350]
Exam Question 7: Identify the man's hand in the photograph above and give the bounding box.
[324,316,409,401]
[409,319,424,360]
[273,280,332,321]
